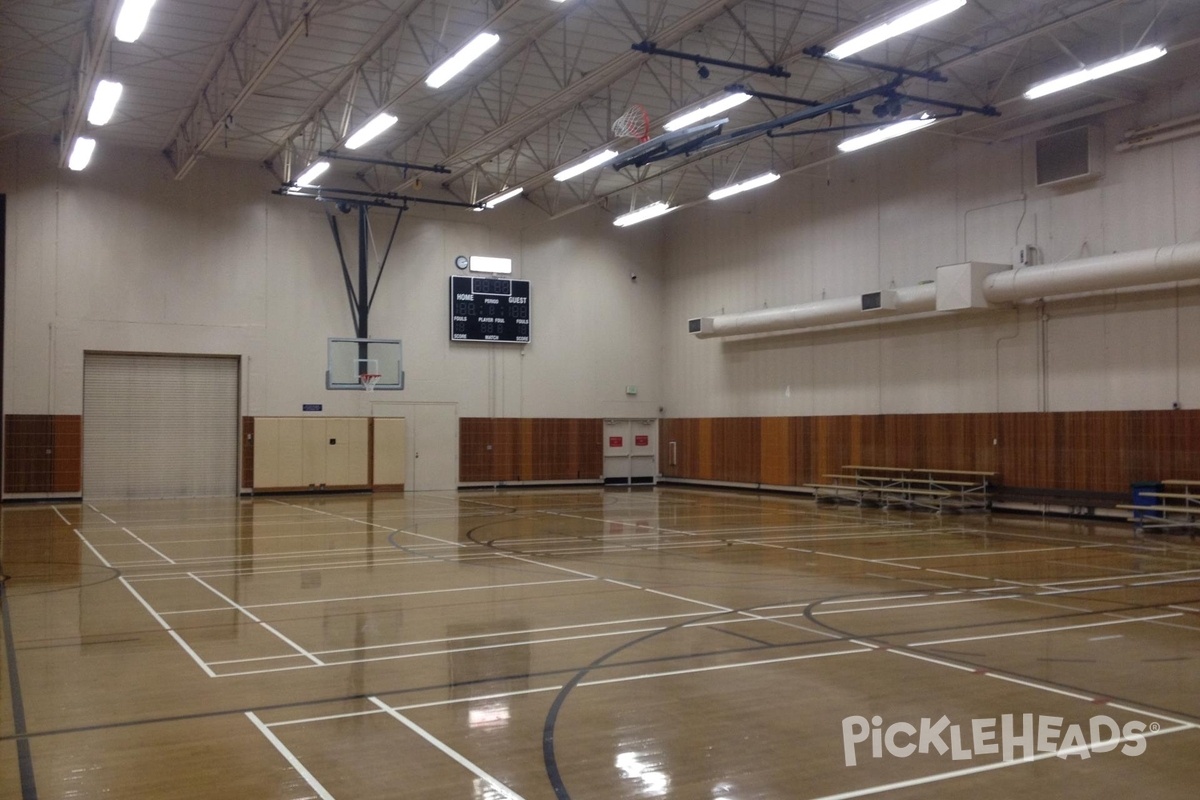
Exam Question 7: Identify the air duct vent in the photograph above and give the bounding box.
[688,317,714,335]
[1035,126,1101,188]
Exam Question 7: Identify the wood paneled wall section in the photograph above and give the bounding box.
[661,411,1200,496]
[460,418,603,483]
[3,414,82,494]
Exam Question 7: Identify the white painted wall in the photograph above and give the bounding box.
[660,76,1200,418]
[0,139,664,420]
[5,71,1200,426]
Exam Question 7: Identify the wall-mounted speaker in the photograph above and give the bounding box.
[1035,125,1101,188]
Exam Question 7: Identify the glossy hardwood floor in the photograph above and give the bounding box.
[2,487,1198,799]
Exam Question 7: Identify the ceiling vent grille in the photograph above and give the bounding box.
[1035,125,1102,188]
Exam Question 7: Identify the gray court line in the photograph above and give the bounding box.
[1,576,39,800]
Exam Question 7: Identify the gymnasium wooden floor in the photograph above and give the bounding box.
[2,487,1198,799]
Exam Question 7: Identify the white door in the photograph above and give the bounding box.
[603,419,657,485]
[372,402,458,491]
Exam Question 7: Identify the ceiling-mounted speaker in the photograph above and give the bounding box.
[1035,125,1102,188]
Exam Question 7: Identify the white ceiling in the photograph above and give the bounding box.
[3,0,1199,219]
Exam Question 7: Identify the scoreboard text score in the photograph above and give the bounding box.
[450,276,531,343]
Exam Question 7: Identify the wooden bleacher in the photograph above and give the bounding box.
[806,465,995,512]
[1116,480,1200,536]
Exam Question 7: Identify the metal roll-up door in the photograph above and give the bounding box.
[83,353,239,499]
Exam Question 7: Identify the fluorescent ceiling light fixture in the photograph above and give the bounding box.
[345,112,398,149]
[294,161,330,186]
[613,201,673,227]
[68,137,96,171]
[663,92,752,132]
[1024,45,1167,100]
[554,149,618,181]
[828,0,965,60]
[469,256,513,273]
[114,0,158,43]
[708,171,780,200]
[87,79,123,126]
[484,187,523,208]
[838,114,936,152]
[426,32,501,88]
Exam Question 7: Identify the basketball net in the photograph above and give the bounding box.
[359,373,381,392]
[612,104,651,143]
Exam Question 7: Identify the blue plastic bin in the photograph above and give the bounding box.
[1130,481,1164,519]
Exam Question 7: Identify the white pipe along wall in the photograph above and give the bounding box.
[692,240,1200,338]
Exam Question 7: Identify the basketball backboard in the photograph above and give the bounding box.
[327,337,404,390]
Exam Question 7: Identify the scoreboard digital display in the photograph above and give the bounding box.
[449,276,531,343]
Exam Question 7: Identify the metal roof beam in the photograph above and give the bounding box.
[57,0,120,168]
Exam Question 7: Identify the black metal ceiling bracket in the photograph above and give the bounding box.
[892,91,1000,117]
[726,84,860,114]
[275,185,483,209]
[322,199,405,339]
[319,150,452,174]
[766,110,964,139]
[803,46,947,83]
[632,41,790,78]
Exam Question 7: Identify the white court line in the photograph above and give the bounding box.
[187,576,595,613]
[187,573,322,666]
[1167,604,1200,614]
[813,595,1020,616]
[245,712,336,800]
[910,613,1183,647]
[118,577,216,677]
[269,498,465,547]
[86,503,118,525]
[580,647,873,687]
[121,527,176,564]
[1088,634,1124,641]
[74,529,114,569]
[1039,568,1200,587]
[207,610,716,665]
[1037,585,1122,595]
[882,544,1098,561]
[805,724,1194,800]
[368,697,527,800]
[51,505,74,527]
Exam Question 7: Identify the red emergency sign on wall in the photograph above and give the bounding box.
[635,435,649,447]
[609,436,623,447]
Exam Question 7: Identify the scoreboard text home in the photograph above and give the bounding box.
[449,276,531,343]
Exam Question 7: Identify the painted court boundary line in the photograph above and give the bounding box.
[245,712,335,800]
[368,697,527,800]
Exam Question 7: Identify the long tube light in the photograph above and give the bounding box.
[484,186,524,208]
[663,92,752,132]
[613,201,673,227]
[709,171,780,200]
[828,0,966,60]
[114,0,158,43]
[87,80,124,126]
[345,113,398,150]
[554,149,618,181]
[426,32,501,89]
[1025,45,1167,100]
[295,161,330,186]
[68,137,96,171]
[838,114,935,152]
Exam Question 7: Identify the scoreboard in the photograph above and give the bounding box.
[449,276,531,343]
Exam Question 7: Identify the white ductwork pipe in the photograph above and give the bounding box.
[701,284,936,337]
[694,240,1200,339]
[982,240,1200,303]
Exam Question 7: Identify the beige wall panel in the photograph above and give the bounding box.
[373,418,406,486]
[301,418,327,485]
[276,418,304,487]
[253,417,279,489]
[346,418,369,485]
[324,417,350,486]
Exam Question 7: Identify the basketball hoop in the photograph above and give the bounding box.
[612,104,651,143]
[359,373,381,392]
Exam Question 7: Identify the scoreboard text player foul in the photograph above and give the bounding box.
[449,276,531,343]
